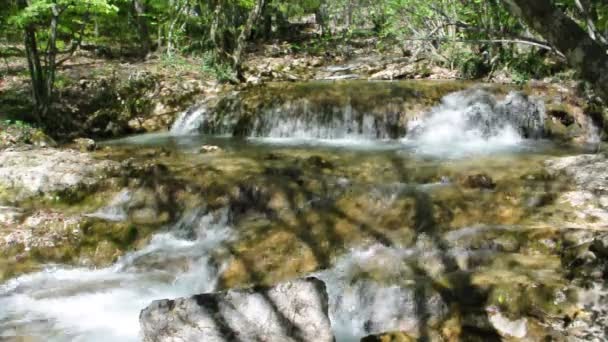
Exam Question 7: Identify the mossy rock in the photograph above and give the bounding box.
[80,219,139,248]
[488,282,575,319]
[361,331,416,342]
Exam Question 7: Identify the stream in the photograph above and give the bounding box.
[0,81,603,341]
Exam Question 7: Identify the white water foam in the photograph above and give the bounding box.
[402,90,534,158]
[170,105,209,135]
[85,189,132,221]
[0,208,235,342]
[316,244,445,341]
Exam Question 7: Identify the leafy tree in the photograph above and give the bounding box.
[10,0,118,124]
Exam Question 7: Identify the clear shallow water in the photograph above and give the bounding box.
[3,134,585,341]
[1,83,599,341]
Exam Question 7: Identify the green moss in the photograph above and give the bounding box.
[489,282,575,318]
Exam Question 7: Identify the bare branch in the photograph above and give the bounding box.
[402,37,566,58]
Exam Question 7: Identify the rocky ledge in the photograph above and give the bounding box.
[140,277,334,342]
[0,147,118,202]
[546,153,608,226]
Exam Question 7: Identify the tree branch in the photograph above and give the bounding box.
[402,37,566,58]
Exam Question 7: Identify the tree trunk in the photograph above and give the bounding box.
[20,0,52,123]
[133,0,152,56]
[44,3,59,118]
[210,0,223,56]
[502,0,608,102]
[344,0,353,32]
[316,0,327,36]
[23,23,44,123]
[233,0,265,80]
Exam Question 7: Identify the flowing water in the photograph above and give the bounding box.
[0,81,601,341]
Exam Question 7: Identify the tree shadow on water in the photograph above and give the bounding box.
[389,156,501,341]
[165,151,504,341]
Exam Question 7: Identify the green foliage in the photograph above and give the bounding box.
[3,119,32,129]
[1,0,607,128]
[456,52,490,80]
[201,52,235,83]
[10,0,117,27]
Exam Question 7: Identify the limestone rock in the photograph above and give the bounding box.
[546,154,608,225]
[199,145,221,153]
[0,147,118,200]
[73,138,97,151]
[486,307,528,339]
[140,277,334,342]
[0,206,24,226]
[369,63,416,80]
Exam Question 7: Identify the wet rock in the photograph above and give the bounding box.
[0,206,24,226]
[0,148,118,200]
[140,277,334,342]
[0,210,81,251]
[498,92,546,139]
[486,306,528,339]
[304,155,334,170]
[73,138,97,152]
[546,154,608,226]
[461,174,496,190]
[131,207,165,225]
[264,153,283,161]
[590,236,608,259]
[546,154,608,193]
[199,145,221,153]
[361,331,416,342]
[547,106,575,127]
[263,166,303,181]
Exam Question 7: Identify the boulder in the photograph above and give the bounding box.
[461,173,496,190]
[139,277,334,342]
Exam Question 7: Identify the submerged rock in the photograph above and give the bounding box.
[139,277,334,342]
[461,173,496,190]
[361,331,416,342]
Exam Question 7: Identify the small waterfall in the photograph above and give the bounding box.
[168,84,546,153]
[249,101,403,142]
[170,104,210,135]
[0,208,235,341]
[404,89,545,157]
